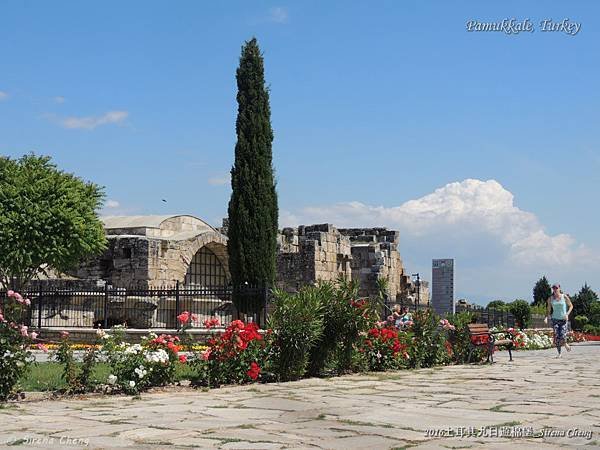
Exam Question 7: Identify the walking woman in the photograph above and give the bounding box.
[544,283,573,357]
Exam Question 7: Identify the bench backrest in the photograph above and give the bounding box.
[467,323,490,335]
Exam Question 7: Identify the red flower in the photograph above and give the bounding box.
[368,328,380,338]
[230,320,245,330]
[203,317,221,329]
[179,354,187,363]
[247,362,261,380]
[177,311,190,324]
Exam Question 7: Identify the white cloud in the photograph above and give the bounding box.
[0,91,8,101]
[281,179,593,267]
[53,96,66,104]
[105,199,120,208]
[268,7,289,23]
[208,175,229,186]
[59,110,128,130]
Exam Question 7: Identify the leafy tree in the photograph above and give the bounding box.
[487,300,507,310]
[227,38,278,314]
[532,276,552,307]
[0,154,106,289]
[588,302,600,327]
[570,283,598,322]
[509,299,531,329]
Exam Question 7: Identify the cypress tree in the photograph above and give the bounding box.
[227,38,278,315]
[532,276,551,307]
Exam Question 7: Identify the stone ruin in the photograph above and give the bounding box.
[31,215,422,327]
[276,224,416,302]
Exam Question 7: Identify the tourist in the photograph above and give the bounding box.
[399,306,413,328]
[392,304,402,327]
[544,283,573,357]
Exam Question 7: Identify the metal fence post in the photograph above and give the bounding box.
[175,281,180,327]
[262,285,268,327]
[103,284,109,329]
[37,286,43,329]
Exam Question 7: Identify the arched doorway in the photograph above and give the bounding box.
[184,246,228,288]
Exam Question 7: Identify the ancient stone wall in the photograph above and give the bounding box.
[73,232,229,289]
[338,228,411,300]
[74,236,151,288]
[276,224,352,291]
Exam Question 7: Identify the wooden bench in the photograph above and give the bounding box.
[467,323,514,363]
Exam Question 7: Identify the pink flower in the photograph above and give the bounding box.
[24,298,31,306]
[178,354,187,363]
[30,331,38,340]
[19,325,28,337]
[7,290,15,298]
[190,313,200,323]
[36,343,49,353]
[201,349,211,360]
[60,331,70,339]
[0,312,4,322]
[203,317,221,329]
[177,311,190,324]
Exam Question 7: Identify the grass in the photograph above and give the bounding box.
[19,362,193,392]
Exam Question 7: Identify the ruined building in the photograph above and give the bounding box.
[44,215,418,303]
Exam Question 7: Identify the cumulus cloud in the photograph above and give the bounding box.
[268,7,289,23]
[281,179,592,267]
[0,91,8,101]
[208,175,229,186]
[59,110,128,130]
[105,199,120,208]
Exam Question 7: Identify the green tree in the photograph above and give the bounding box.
[532,276,552,307]
[487,300,507,310]
[509,299,531,329]
[227,38,278,314]
[0,154,107,290]
[570,283,598,321]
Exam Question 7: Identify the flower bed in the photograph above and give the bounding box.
[4,284,595,402]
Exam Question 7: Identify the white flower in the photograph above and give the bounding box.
[144,349,169,364]
[96,329,106,338]
[124,344,143,355]
[107,374,117,385]
[129,380,136,388]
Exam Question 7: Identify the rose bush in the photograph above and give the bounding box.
[359,322,410,371]
[100,327,181,394]
[0,291,37,401]
[190,317,272,387]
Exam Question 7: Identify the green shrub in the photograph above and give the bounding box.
[486,300,508,311]
[446,312,483,363]
[588,302,600,326]
[582,324,600,335]
[360,323,411,371]
[309,279,375,376]
[573,315,589,331]
[509,300,531,329]
[0,291,35,402]
[407,310,450,369]
[190,320,272,387]
[268,286,324,381]
[530,304,547,316]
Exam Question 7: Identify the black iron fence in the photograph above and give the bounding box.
[462,307,516,328]
[379,300,516,328]
[0,283,269,329]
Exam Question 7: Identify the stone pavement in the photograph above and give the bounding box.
[1,344,599,449]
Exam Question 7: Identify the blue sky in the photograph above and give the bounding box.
[1,1,599,304]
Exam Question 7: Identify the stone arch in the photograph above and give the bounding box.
[177,231,230,285]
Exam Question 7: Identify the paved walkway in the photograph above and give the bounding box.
[1,344,599,449]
